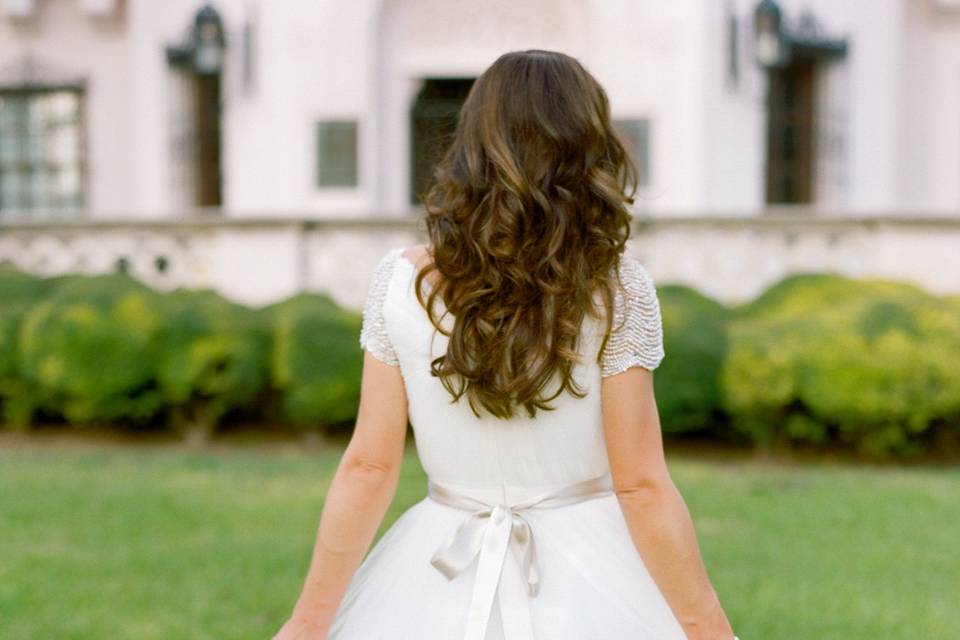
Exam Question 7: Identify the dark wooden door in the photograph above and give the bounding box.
[410,78,474,206]
[193,74,222,207]
[765,58,816,204]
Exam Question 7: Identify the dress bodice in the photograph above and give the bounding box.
[357,246,665,505]
[332,247,687,640]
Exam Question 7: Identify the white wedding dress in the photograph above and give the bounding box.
[327,246,687,640]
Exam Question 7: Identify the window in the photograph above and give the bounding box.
[316,119,358,188]
[410,78,474,206]
[612,118,651,188]
[0,89,85,213]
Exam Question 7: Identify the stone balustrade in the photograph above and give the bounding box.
[1,212,958,309]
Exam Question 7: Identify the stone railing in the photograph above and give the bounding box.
[1,211,958,309]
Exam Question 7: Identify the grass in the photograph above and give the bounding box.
[0,443,957,639]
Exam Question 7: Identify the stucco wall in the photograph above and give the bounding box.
[2,0,957,217]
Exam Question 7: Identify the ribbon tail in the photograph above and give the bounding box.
[462,510,512,640]
[510,517,540,597]
[499,534,537,639]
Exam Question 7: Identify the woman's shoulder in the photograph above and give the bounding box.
[374,245,407,270]
[600,252,664,376]
[615,252,655,287]
[400,243,430,265]
[398,243,444,292]
[359,247,408,366]
[609,253,658,311]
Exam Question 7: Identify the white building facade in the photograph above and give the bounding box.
[1,0,959,307]
[1,0,958,218]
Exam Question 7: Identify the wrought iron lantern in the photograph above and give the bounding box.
[753,0,788,68]
[753,0,849,69]
[166,3,226,75]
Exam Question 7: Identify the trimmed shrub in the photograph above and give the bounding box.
[3,258,957,460]
[15,275,166,426]
[656,284,732,435]
[0,266,52,427]
[723,273,960,456]
[0,264,51,303]
[266,293,363,431]
[156,289,270,442]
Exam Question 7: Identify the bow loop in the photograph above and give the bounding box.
[427,473,614,640]
[429,508,492,580]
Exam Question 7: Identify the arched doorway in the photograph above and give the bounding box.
[374,0,588,215]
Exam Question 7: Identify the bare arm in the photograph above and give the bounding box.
[275,351,409,639]
[601,366,734,640]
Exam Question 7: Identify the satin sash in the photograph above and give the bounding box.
[427,472,615,640]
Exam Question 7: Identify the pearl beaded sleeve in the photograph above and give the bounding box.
[358,247,402,366]
[599,255,665,376]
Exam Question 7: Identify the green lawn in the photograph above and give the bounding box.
[1,444,957,639]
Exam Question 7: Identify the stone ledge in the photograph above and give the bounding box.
[1,210,958,233]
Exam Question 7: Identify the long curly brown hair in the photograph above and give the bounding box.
[413,49,640,420]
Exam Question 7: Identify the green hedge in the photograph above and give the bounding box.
[157,289,270,440]
[1,263,957,457]
[723,274,960,456]
[15,275,167,427]
[265,294,363,430]
[0,267,53,426]
[0,268,361,436]
[655,284,731,436]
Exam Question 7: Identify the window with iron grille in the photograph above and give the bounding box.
[0,88,85,214]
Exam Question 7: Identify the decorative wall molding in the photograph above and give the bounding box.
[1,213,958,308]
[0,51,87,89]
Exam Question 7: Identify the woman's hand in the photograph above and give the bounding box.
[273,352,409,640]
[601,367,735,640]
[271,616,329,640]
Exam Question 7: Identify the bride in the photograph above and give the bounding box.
[274,49,738,640]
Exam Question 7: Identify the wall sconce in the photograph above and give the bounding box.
[753,0,788,68]
[166,3,227,76]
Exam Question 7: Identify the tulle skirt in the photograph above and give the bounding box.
[327,491,688,639]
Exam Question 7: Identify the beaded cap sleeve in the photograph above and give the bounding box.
[599,255,665,376]
[358,247,402,366]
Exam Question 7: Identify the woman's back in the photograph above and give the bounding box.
[324,244,684,640]
[360,245,665,501]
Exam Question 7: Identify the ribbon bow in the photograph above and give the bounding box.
[427,473,614,640]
